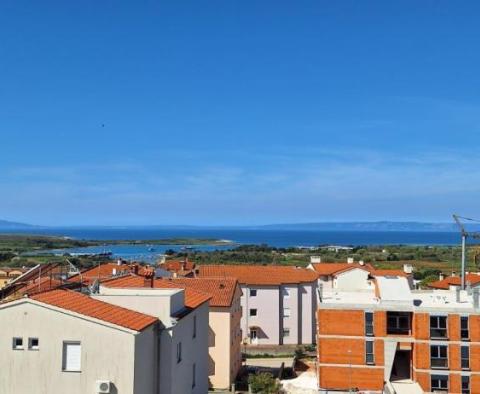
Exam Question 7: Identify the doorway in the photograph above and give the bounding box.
[390,350,411,381]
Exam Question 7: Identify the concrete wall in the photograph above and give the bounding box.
[208,286,242,389]
[0,299,141,394]
[160,302,209,394]
[241,282,317,346]
[334,268,370,290]
[241,285,280,345]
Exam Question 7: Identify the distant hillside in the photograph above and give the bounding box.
[256,221,475,232]
[0,219,36,230]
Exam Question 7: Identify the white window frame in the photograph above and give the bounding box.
[365,340,374,365]
[62,341,81,372]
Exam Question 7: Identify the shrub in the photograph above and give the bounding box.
[248,372,280,393]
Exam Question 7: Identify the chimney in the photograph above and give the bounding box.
[144,269,154,288]
[403,264,413,274]
[347,257,354,264]
[359,260,364,266]
[439,272,444,281]
[466,282,472,295]
[452,271,457,277]
[117,259,122,266]
[112,268,117,276]
[310,256,322,264]
[473,289,479,309]
[456,287,461,303]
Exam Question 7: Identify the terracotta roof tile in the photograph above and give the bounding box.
[31,289,157,331]
[69,263,133,285]
[20,277,63,296]
[311,263,407,278]
[429,273,480,289]
[102,275,211,309]
[168,278,240,307]
[198,265,318,285]
[162,260,195,273]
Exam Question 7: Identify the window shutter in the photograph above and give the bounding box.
[63,342,81,371]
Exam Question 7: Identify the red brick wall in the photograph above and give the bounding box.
[414,313,430,340]
[317,309,365,336]
[470,315,480,342]
[472,375,480,394]
[470,344,480,371]
[448,314,460,341]
[318,366,384,391]
[450,373,461,394]
[319,338,383,365]
[414,371,430,392]
[374,311,386,337]
[414,342,430,369]
[449,344,460,371]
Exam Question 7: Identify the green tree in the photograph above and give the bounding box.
[248,372,280,393]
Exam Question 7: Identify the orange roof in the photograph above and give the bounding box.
[162,260,195,272]
[69,263,132,284]
[429,273,480,289]
[198,265,318,285]
[19,277,63,296]
[101,275,211,309]
[370,269,407,278]
[167,277,240,307]
[31,289,157,331]
[310,263,407,277]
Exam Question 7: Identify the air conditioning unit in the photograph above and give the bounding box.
[95,380,111,394]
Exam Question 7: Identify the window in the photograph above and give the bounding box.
[431,374,448,392]
[250,289,257,297]
[283,288,290,298]
[461,346,470,370]
[365,312,374,336]
[461,316,469,340]
[387,311,411,335]
[192,363,196,388]
[283,307,291,317]
[12,337,23,350]
[249,308,257,317]
[430,345,448,369]
[176,342,182,363]
[365,340,374,365]
[28,338,39,350]
[462,375,470,394]
[283,328,290,337]
[62,341,81,372]
[430,316,448,338]
[193,315,196,339]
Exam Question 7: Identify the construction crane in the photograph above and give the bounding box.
[452,214,480,290]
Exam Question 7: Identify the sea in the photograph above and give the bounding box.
[2,227,465,262]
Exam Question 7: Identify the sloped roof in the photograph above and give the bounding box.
[69,263,132,284]
[429,273,480,289]
[310,262,408,278]
[101,275,211,309]
[167,277,240,307]
[31,289,157,331]
[162,260,195,272]
[198,265,318,285]
[19,277,63,296]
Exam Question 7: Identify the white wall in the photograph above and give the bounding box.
[159,302,209,394]
[334,268,370,290]
[0,300,141,394]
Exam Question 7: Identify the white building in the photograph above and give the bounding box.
[0,283,210,394]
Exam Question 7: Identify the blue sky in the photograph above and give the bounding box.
[1,1,480,225]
